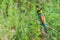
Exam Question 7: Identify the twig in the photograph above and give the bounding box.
[46,25,60,35]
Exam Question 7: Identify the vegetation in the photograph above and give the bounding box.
[0,0,60,40]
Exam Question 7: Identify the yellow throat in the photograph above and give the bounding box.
[39,9,42,13]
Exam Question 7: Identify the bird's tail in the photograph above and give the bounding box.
[42,23,47,33]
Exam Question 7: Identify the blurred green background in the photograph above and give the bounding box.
[0,0,60,40]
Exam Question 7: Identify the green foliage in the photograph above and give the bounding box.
[0,0,60,40]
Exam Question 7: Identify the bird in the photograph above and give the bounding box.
[37,7,47,33]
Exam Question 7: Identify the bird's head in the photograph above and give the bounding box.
[36,5,43,14]
[37,8,42,13]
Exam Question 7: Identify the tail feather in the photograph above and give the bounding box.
[42,23,47,33]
